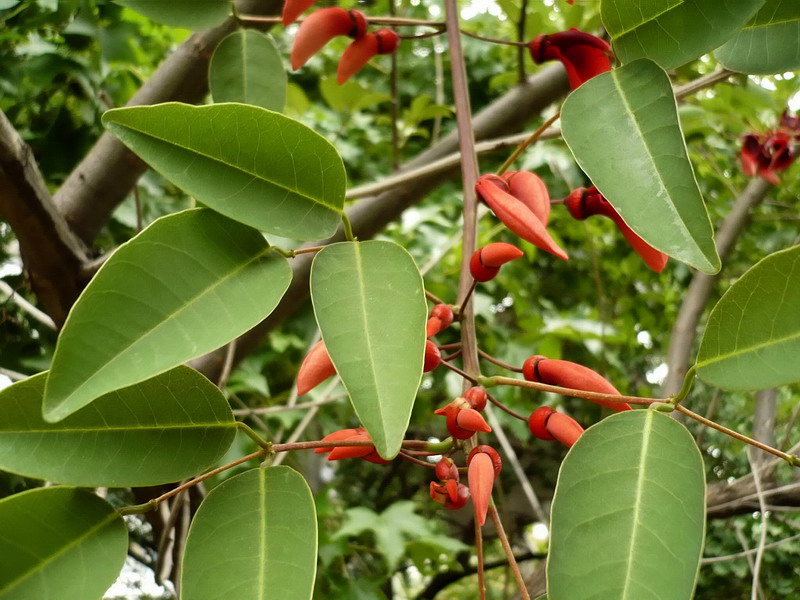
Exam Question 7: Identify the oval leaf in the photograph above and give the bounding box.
[716,0,800,74]
[310,241,426,459]
[114,0,231,30]
[1,367,236,486]
[181,466,317,600]
[561,59,720,274]
[0,487,127,600]
[602,0,764,69]
[102,102,345,240]
[44,208,292,421]
[548,410,705,600]
[209,30,287,111]
[695,245,800,390]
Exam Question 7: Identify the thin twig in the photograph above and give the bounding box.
[399,451,435,468]
[702,533,800,563]
[440,359,479,384]
[748,448,769,600]
[486,391,527,422]
[217,340,236,389]
[0,280,56,330]
[485,375,658,407]
[475,517,486,600]
[497,112,560,175]
[239,14,445,27]
[461,29,528,47]
[695,388,721,447]
[425,289,447,306]
[779,400,800,451]
[478,348,523,373]
[676,404,800,467]
[488,504,530,600]
[232,395,343,416]
[0,366,27,381]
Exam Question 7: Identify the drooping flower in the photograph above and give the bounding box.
[290,8,367,71]
[315,427,389,464]
[739,131,796,185]
[467,446,502,526]
[528,406,584,448]
[434,398,492,439]
[528,28,613,90]
[565,186,668,273]
[337,29,400,84]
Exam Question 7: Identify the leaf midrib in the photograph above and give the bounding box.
[107,116,342,214]
[696,328,800,369]
[610,0,685,38]
[47,247,272,415]
[1,422,234,434]
[620,410,654,600]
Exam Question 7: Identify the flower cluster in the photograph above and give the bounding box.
[740,111,798,185]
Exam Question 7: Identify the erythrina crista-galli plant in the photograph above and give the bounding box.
[1,1,800,600]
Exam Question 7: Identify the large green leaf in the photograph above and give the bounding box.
[115,0,231,30]
[548,410,705,600]
[310,241,426,459]
[102,103,345,240]
[0,487,127,600]
[181,466,317,600]
[209,30,287,111]
[561,59,720,274]
[1,367,235,486]
[601,0,764,69]
[44,208,291,421]
[716,0,800,74]
[695,245,800,390]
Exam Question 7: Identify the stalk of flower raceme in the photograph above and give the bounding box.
[522,355,631,411]
[337,29,400,84]
[475,175,568,260]
[529,28,612,90]
[296,340,337,395]
[565,186,668,273]
[290,8,368,70]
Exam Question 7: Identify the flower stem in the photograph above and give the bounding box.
[488,503,530,600]
[496,112,560,175]
[480,375,658,406]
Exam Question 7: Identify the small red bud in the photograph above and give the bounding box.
[464,386,487,412]
[423,340,441,372]
[467,447,502,527]
[528,406,556,441]
[426,304,454,337]
[435,457,459,482]
[455,408,492,434]
[297,341,337,396]
[467,445,502,478]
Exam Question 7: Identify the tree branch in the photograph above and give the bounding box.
[662,177,772,396]
[0,109,90,325]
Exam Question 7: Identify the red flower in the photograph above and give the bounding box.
[565,186,668,273]
[528,406,584,448]
[467,446,502,526]
[290,8,367,71]
[337,29,400,84]
[739,131,796,185]
[434,398,492,440]
[528,28,612,90]
[740,133,762,177]
[315,427,389,464]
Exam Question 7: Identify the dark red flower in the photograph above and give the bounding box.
[740,133,762,177]
[740,131,796,185]
[528,28,612,90]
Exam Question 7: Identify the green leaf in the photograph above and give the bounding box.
[548,410,706,600]
[181,466,317,600]
[320,77,392,113]
[0,487,127,600]
[716,0,800,74]
[115,0,231,30]
[1,367,235,486]
[601,0,764,69]
[209,30,287,111]
[102,102,345,240]
[695,245,800,390]
[561,59,720,274]
[44,208,291,421]
[310,241,426,459]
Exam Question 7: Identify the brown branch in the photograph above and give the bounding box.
[0,109,90,325]
[662,177,772,396]
[52,0,283,245]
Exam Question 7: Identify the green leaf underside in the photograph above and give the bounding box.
[0,487,127,600]
[102,102,345,240]
[310,241,427,459]
[695,245,800,390]
[561,59,720,274]
[181,467,317,600]
[716,0,800,74]
[114,0,231,30]
[209,30,287,111]
[602,0,764,69]
[548,410,705,600]
[44,209,291,422]
[1,367,235,486]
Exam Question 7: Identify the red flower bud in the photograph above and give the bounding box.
[434,398,490,439]
[337,29,400,84]
[467,446,502,526]
[426,304,454,337]
[528,407,584,447]
[476,175,568,260]
[297,340,337,396]
[423,340,441,372]
[529,28,613,90]
[434,457,459,482]
[469,242,524,282]
[320,427,390,464]
[430,480,470,509]
[290,8,367,70]
[522,355,631,412]
[502,171,551,225]
[282,0,314,26]
[455,408,492,434]
[565,186,668,273]
[464,386,487,412]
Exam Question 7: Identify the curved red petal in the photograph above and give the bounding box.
[297,340,337,396]
[538,359,631,412]
[291,8,362,70]
[337,33,379,84]
[528,406,556,441]
[468,453,494,526]
[503,171,551,225]
[282,0,315,26]
[455,408,492,433]
[479,242,524,268]
[546,412,585,448]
